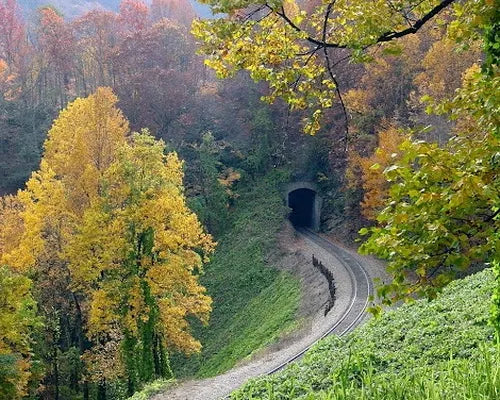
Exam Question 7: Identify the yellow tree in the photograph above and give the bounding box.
[0,197,39,400]
[66,131,215,394]
[1,88,215,397]
[1,87,130,399]
[43,86,129,215]
[0,196,24,267]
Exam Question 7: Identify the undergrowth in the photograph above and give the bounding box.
[126,379,174,400]
[232,269,497,399]
[171,170,301,378]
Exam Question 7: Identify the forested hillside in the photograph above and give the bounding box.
[17,1,211,19]
[0,0,498,400]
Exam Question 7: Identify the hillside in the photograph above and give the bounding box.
[232,269,498,399]
[17,0,212,19]
[171,171,301,378]
[0,1,498,400]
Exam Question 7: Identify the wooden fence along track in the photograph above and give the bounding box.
[222,228,372,399]
[266,227,372,374]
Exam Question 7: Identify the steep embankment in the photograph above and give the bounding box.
[171,172,302,378]
[232,269,498,400]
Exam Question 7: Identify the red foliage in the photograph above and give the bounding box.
[0,0,26,69]
[38,7,74,71]
[119,0,149,31]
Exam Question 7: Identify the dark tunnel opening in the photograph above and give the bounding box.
[288,188,316,228]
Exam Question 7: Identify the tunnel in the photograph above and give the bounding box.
[288,189,316,228]
[286,182,322,231]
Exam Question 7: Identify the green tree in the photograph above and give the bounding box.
[0,265,39,400]
[245,107,275,176]
[360,63,499,306]
[194,0,499,307]
[193,132,230,235]
[67,131,215,395]
[1,89,216,399]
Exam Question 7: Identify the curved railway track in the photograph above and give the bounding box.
[156,227,376,400]
[266,227,372,375]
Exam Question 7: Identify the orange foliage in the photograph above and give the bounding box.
[353,123,407,220]
[414,37,481,102]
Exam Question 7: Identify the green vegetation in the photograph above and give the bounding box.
[126,379,174,400]
[2,1,498,399]
[172,171,301,378]
[232,269,498,399]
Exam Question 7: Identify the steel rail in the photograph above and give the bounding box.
[222,228,372,399]
[266,227,372,374]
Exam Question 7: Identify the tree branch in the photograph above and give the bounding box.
[376,0,456,43]
[272,0,456,49]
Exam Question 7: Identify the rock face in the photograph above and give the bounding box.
[17,0,212,20]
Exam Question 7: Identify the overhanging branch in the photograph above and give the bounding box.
[271,0,457,49]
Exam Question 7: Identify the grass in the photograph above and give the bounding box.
[126,379,174,400]
[297,349,499,400]
[232,268,498,399]
[171,170,301,378]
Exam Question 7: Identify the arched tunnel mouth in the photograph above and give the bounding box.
[288,188,316,228]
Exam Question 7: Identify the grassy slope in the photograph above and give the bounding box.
[171,171,301,378]
[232,269,498,399]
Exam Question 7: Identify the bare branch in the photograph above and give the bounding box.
[377,0,456,42]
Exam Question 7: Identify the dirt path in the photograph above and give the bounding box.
[152,227,386,400]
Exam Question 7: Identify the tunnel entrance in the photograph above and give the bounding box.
[285,181,322,231]
[288,188,316,229]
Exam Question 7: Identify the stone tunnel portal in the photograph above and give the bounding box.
[286,183,322,231]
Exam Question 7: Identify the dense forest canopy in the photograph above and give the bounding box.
[0,1,309,398]
[0,0,498,399]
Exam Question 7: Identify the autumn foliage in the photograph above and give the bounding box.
[348,123,406,220]
[0,0,499,398]
[0,88,215,398]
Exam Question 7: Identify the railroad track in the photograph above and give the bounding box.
[266,227,372,375]
[168,228,374,400]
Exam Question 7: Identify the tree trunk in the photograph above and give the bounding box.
[97,381,106,400]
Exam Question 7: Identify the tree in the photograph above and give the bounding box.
[0,266,38,400]
[1,88,216,398]
[0,196,40,400]
[191,131,230,235]
[113,18,199,135]
[66,131,215,394]
[360,64,499,306]
[151,0,196,26]
[37,6,76,108]
[1,88,129,399]
[72,9,120,94]
[192,0,493,136]
[42,87,128,214]
[119,0,149,32]
[0,0,26,72]
[351,123,407,220]
[194,0,498,308]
